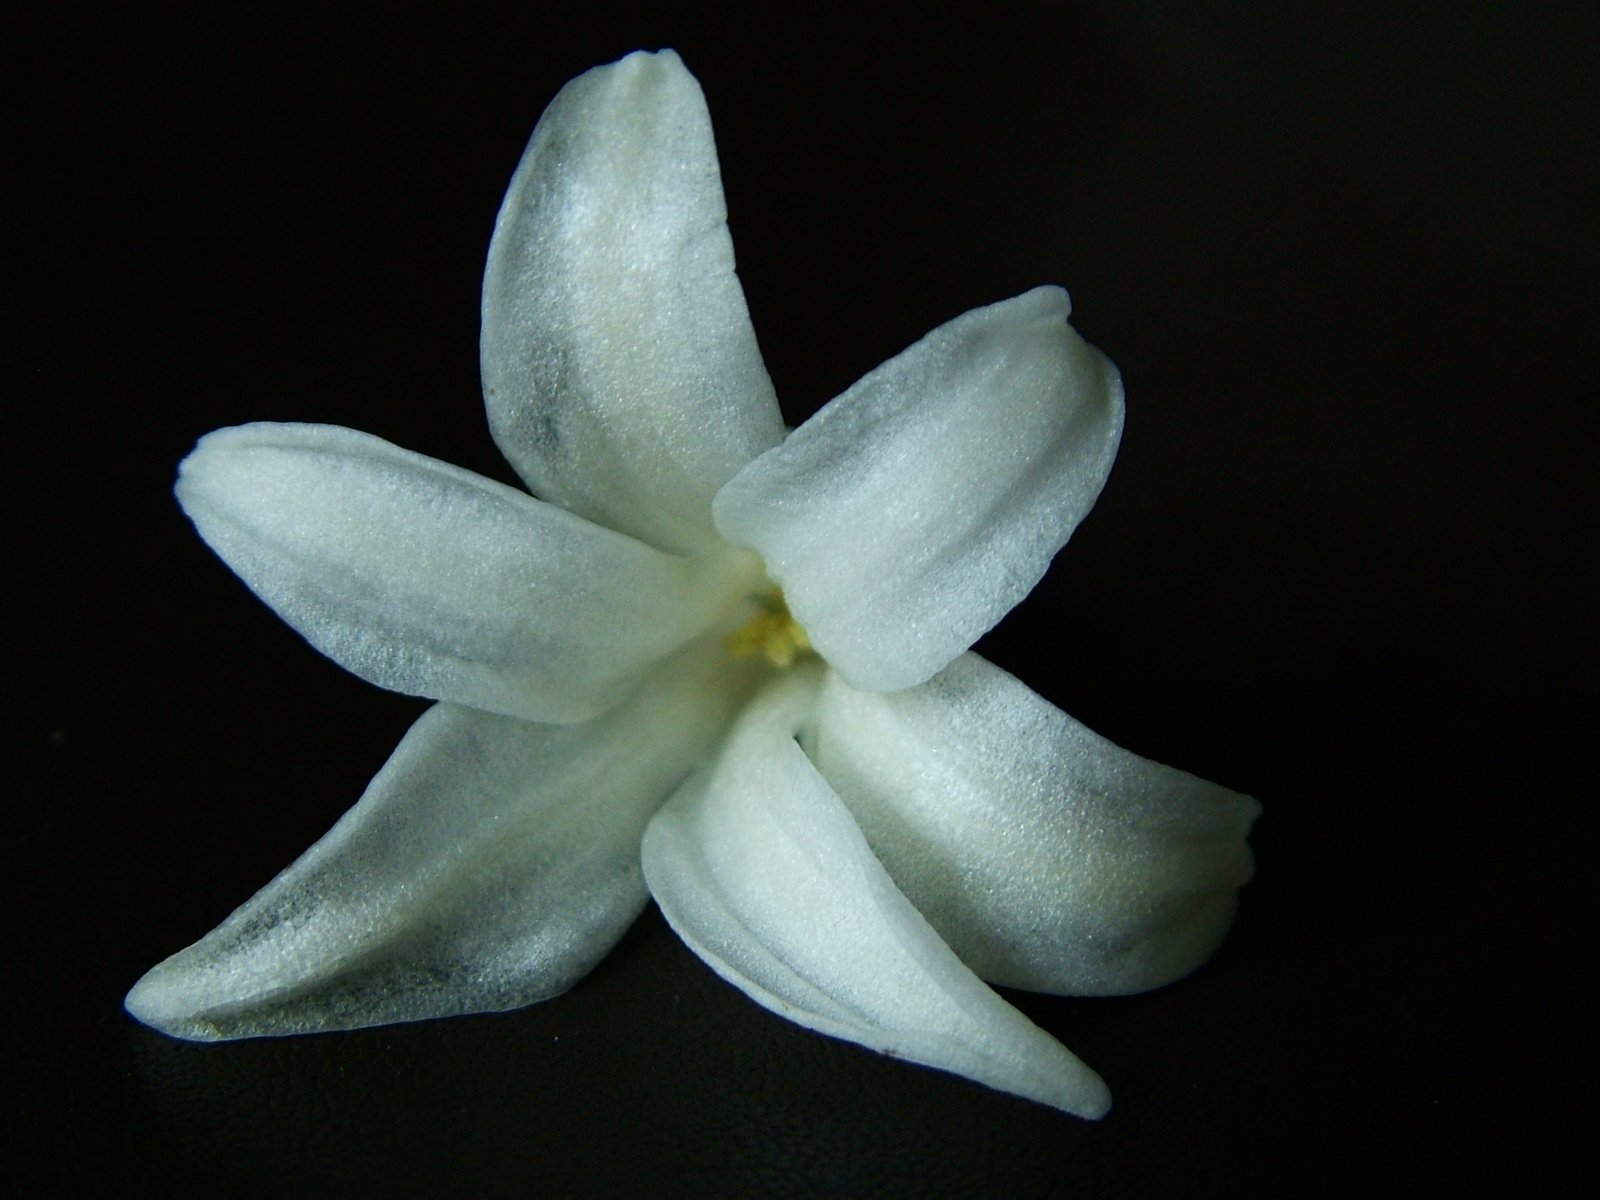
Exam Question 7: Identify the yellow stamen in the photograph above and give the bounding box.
[726,588,813,668]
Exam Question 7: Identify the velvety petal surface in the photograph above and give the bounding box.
[642,667,1113,1118]
[481,49,783,554]
[805,654,1259,996]
[176,422,755,723]
[714,287,1123,692]
[126,636,766,1040]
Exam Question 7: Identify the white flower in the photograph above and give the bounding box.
[125,50,1258,1119]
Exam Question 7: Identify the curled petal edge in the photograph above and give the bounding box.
[642,667,1113,1118]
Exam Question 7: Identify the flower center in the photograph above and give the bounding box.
[726,587,812,668]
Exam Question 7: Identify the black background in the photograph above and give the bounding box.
[13,4,1592,1196]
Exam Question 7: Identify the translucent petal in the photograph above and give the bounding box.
[481,49,783,554]
[642,667,1113,1118]
[714,287,1123,692]
[176,422,756,723]
[125,635,765,1040]
[806,654,1260,995]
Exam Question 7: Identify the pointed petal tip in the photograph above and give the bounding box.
[123,958,215,1042]
[995,1046,1111,1118]
[967,1030,1113,1119]
[590,48,694,99]
[172,423,231,501]
[614,46,686,71]
[122,967,159,1026]
[1017,282,1072,320]
[1066,1074,1114,1121]
[172,423,288,519]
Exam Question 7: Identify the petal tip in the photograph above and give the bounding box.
[123,959,213,1042]
[590,46,698,102]
[1020,282,1073,320]
[172,422,284,511]
[1071,1076,1114,1121]
[1004,1037,1113,1120]
[173,425,229,493]
[620,46,686,71]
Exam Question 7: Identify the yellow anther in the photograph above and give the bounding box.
[727,589,813,668]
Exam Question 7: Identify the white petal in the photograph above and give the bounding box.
[642,667,1112,1118]
[714,287,1123,691]
[177,423,756,723]
[126,635,765,1040]
[806,654,1259,996]
[481,49,783,554]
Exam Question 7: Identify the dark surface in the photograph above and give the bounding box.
[13,4,1592,1196]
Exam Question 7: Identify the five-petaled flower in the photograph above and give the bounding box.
[126,50,1258,1118]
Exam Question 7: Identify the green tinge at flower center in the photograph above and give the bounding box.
[726,587,813,668]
